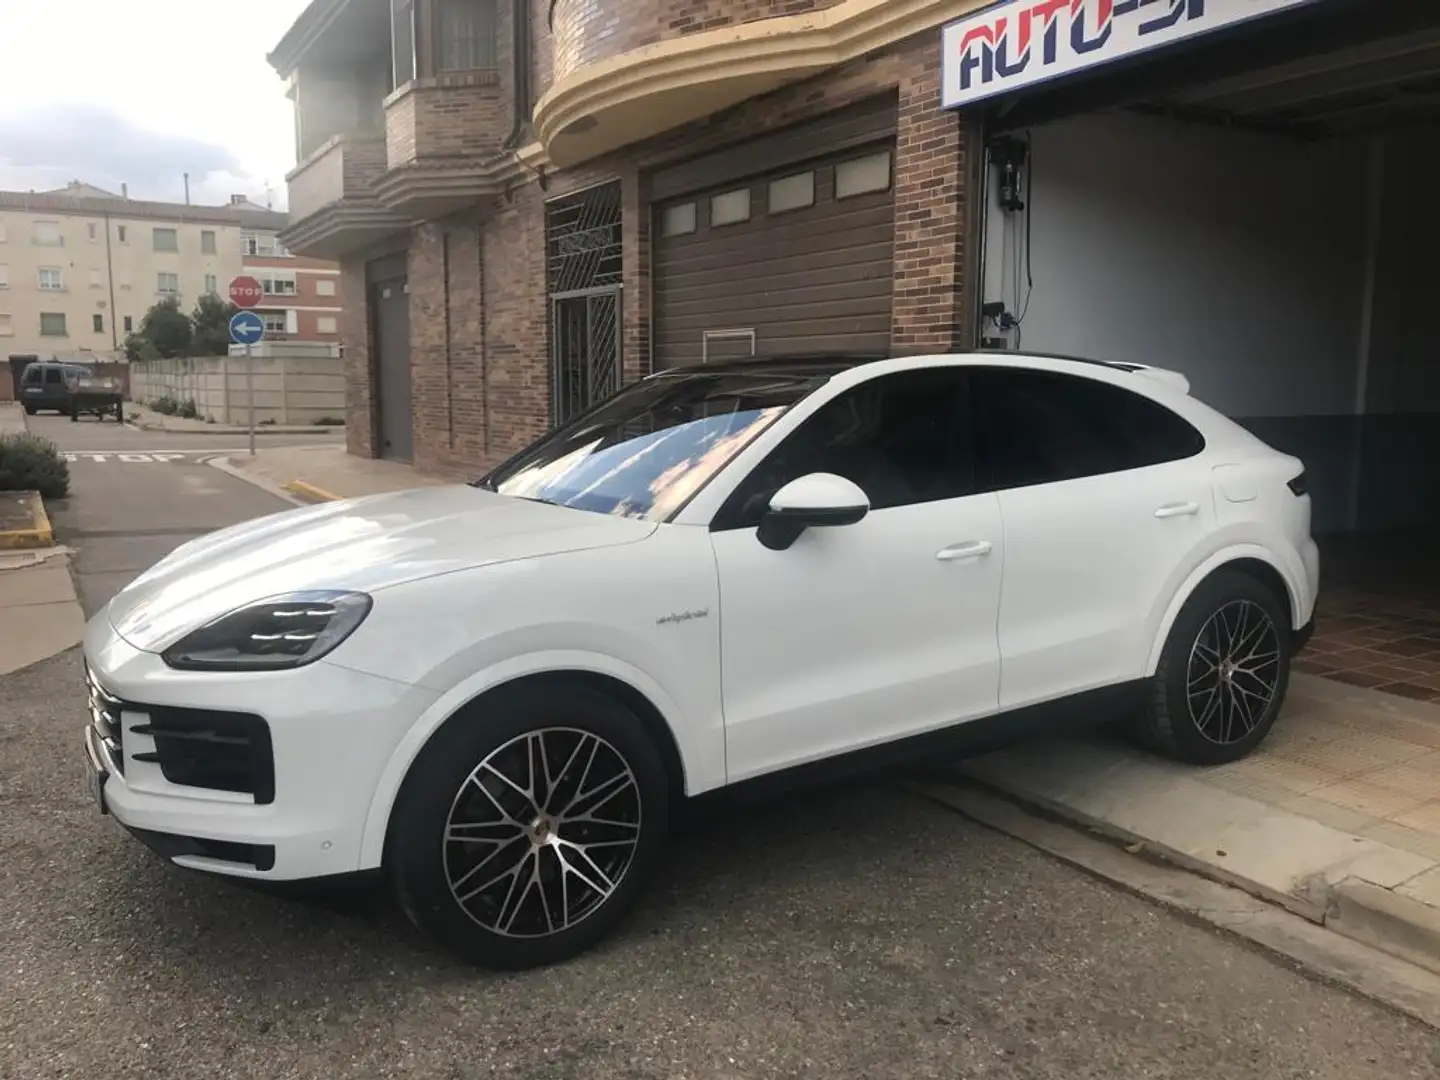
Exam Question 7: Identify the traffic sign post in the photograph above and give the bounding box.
[229,307,266,457]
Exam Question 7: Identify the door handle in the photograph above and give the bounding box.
[1154,502,1200,519]
[936,541,993,562]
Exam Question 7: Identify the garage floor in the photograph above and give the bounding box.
[1296,530,1440,703]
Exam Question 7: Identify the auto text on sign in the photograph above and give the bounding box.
[940,0,1318,110]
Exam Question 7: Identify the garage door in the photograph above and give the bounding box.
[651,96,897,369]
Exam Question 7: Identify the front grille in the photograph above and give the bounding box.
[131,707,276,805]
[86,667,124,774]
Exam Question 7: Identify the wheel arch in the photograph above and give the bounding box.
[361,658,698,871]
[1145,547,1301,677]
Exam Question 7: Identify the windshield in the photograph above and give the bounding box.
[480,371,829,521]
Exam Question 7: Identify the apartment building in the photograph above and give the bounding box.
[243,227,343,344]
[268,0,1440,545]
[0,182,343,397]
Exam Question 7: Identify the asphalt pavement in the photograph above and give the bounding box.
[27,412,338,615]
[5,413,1440,1079]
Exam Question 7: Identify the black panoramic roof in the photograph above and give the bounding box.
[654,349,1146,380]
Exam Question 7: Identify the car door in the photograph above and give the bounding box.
[708,366,1004,783]
[972,366,1215,710]
[41,365,66,409]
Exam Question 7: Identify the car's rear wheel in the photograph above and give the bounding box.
[1133,571,1292,766]
[388,683,669,970]
[22,404,36,416]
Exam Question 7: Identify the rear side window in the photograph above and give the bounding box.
[43,366,63,385]
[21,366,41,386]
[974,368,1204,492]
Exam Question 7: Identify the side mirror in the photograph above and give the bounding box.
[756,472,870,551]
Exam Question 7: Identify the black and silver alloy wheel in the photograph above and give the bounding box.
[1185,600,1281,747]
[443,728,642,939]
[389,684,669,970]
[1134,570,1292,766]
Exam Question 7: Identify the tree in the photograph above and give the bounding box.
[127,297,192,359]
[191,293,240,356]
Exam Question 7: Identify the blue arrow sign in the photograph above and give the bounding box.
[229,310,265,346]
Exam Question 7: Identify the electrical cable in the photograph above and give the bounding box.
[1014,131,1035,328]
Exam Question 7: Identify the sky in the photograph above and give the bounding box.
[0,0,312,209]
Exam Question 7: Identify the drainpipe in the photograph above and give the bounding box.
[103,209,119,352]
[502,0,532,150]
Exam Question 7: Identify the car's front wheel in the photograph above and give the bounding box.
[1134,571,1293,766]
[388,683,670,969]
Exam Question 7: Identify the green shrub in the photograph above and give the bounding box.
[179,399,199,420]
[0,433,70,499]
[151,395,179,415]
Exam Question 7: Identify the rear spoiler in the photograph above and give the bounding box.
[1129,366,1191,395]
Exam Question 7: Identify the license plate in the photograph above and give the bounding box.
[82,729,109,816]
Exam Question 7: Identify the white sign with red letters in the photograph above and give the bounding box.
[941,0,1319,110]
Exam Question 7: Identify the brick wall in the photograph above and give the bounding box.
[552,0,834,81]
[339,256,376,458]
[386,77,510,168]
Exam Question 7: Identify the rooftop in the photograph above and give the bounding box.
[0,181,287,229]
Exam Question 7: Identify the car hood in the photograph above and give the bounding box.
[106,484,657,653]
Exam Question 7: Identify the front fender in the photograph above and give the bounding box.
[356,647,718,871]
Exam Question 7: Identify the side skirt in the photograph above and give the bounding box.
[703,681,1148,808]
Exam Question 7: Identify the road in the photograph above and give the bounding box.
[4,414,1440,1079]
[28,412,339,615]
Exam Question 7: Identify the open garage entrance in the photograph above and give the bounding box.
[957,0,1440,700]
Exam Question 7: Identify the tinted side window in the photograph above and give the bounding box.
[20,366,41,386]
[973,368,1205,492]
[43,367,63,385]
[715,367,976,529]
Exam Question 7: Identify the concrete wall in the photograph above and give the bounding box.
[130,345,345,426]
[983,110,1437,533]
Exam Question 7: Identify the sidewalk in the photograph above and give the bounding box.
[1,401,26,437]
[0,547,85,675]
[221,442,452,503]
[940,673,1440,974]
[125,401,341,437]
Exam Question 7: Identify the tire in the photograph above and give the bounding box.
[1133,570,1292,766]
[22,405,35,416]
[388,683,670,970]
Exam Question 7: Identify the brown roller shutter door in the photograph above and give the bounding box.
[651,97,897,370]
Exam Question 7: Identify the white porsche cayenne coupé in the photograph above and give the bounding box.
[82,350,1318,969]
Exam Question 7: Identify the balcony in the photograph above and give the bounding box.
[374,70,516,219]
[281,132,409,260]
[533,0,983,168]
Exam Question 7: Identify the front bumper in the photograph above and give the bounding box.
[83,618,439,881]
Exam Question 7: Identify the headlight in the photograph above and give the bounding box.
[161,590,373,671]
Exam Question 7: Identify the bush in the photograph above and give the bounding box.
[0,433,70,499]
[179,399,199,420]
[151,395,179,415]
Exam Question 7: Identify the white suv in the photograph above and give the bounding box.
[82,351,1319,969]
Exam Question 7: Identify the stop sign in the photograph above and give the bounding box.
[229,275,263,309]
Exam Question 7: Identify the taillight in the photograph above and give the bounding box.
[1287,470,1308,497]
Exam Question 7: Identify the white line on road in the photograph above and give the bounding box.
[61,450,249,462]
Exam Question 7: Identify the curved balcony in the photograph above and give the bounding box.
[533,0,986,169]
[551,0,834,84]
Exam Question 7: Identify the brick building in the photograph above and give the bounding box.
[270,0,1440,544]
[269,0,975,473]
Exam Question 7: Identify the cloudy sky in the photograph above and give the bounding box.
[0,0,311,209]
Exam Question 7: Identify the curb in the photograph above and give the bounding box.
[284,480,341,504]
[940,762,1440,991]
[125,418,339,437]
[904,778,1440,1032]
[205,456,307,508]
[1326,877,1440,977]
[0,490,55,550]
